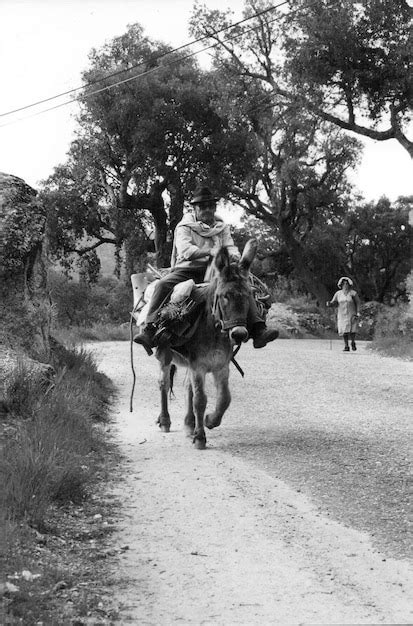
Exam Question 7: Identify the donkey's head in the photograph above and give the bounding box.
[210,239,258,345]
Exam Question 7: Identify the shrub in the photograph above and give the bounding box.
[374,304,413,339]
[267,302,301,337]
[295,310,335,337]
[49,272,131,328]
[370,303,413,359]
[356,301,385,340]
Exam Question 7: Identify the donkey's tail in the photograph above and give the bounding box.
[169,364,177,398]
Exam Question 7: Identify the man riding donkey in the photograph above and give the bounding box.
[134,185,279,354]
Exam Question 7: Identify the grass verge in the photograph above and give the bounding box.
[0,343,118,623]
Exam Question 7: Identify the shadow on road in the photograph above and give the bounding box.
[221,427,411,561]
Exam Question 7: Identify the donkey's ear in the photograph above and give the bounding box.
[239,239,257,271]
[214,246,231,273]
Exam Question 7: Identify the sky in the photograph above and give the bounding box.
[0,0,412,212]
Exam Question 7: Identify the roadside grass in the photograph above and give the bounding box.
[1,346,114,526]
[0,343,116,622]
[1,359,47,420]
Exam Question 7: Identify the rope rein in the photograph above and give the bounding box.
[130,270,270,410]
[231,344,244,377]
[129,294,145,413]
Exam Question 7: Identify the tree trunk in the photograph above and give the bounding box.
[166,173,185,234]
[146,181,170,267]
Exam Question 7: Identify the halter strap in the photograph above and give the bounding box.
[211,293,247,330]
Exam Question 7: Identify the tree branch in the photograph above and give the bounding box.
[70,236,117,255]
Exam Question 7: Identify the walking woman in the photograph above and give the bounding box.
[327,277,361,351]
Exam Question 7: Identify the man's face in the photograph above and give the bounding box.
[194,201,216,225]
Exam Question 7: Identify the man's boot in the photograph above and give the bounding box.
[251,323,279,349]
[133,324,157,356]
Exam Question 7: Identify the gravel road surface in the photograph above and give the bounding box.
[91,339,412,625]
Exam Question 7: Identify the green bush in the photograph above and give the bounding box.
[371,303,413,359]
[295,310,335,337]
[374,304,413,339]
[357,301,385,339]
[267,302,301,336]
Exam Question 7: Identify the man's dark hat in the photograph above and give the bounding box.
[190,186,219,205]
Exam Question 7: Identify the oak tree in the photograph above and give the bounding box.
[42,24,238,271]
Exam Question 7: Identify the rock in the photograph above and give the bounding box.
[0,171,53,369]
[34,530,47,545]
[21,570,41,581]
[0,582,20,596]
[105,548,118,557]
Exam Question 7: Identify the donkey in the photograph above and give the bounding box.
[154,239,258,450]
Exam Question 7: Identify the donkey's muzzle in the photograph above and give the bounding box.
[229,326,249,345]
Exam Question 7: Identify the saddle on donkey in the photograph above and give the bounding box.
[130,267,272,354]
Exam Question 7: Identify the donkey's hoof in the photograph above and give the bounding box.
[159,424,170,433]
[193,436,206,450]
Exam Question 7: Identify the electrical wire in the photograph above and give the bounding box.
[0,0,338,129]
[0,1,288,119]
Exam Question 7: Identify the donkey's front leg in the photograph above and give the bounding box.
[190,370,207,449]
[157,364,171,432]
[205,365,230,430]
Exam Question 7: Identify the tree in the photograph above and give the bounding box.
[191,0,413,159]
[190,6,361,303]
[191,0,412,158]
[41,24,245,271]
[284,0,413,158]
[345,196,412,302]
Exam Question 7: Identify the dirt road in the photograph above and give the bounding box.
[91,339,412,625]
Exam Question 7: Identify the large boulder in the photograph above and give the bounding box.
[0,172,52,359]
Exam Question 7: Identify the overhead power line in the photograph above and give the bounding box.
[0,1,288,119]
[0,0,337,129]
